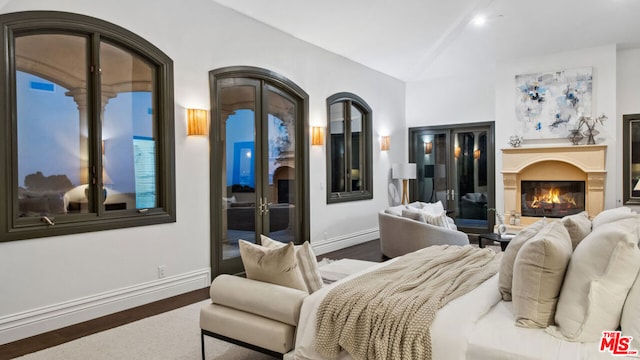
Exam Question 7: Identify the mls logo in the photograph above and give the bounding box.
[600,331,638,356]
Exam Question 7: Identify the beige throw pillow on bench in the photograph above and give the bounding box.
[238,240,308,292]
[512,221,572,328]
[260,235,324,293]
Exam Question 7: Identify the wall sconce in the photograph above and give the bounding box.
[474,149,481,160]
[381,136,390,151]
[187,108,208,136]
[311,126,325,145]
[424,141,433,154]
[454,146,461,158]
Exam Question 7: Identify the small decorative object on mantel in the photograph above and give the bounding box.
[569,114,607,145]
[508,135,523,147]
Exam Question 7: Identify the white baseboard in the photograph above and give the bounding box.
[0,268,211,345]
[312,227,379,256]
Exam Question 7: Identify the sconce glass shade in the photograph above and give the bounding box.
[474,149,481,159]
[454,146,461,158]
[312,126,325,145]
[187,109,208,136]
[424,141,432,154]
[381,136,390,151]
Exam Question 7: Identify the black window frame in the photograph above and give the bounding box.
[326,92,373,203]
[0,11,176,242]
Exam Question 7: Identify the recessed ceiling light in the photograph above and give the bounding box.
[471,15,487,26]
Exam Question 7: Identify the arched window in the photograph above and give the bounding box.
[326,92,372,203]
[0,11,175,242]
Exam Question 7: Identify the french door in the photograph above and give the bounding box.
[210,67,309,276]
[409,122,495,233]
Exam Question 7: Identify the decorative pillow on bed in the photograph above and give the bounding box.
[560,211,591,249]
[238,240,308,292]
[549,216,640,342]
[622,273,640,350]
[591,206,635,229]
[260,235,324,293]
[498,218,547,301]
[512,221,572,328]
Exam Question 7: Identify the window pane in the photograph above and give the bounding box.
[329,102,345,193]
[351,105,363,191]
[15,34,89,217]
[101,41,156,211]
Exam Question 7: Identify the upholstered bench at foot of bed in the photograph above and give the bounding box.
[200,274,308,359]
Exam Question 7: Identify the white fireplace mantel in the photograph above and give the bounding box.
[501,144,607,227]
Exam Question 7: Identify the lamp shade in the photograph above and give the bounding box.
[392,163,416,180]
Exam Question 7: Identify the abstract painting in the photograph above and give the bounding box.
[515,67,592,139]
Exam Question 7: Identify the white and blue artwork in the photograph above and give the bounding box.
[515,67,592,139]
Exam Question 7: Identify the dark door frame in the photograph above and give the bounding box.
[408,121,495,234]
[209,66,309,277]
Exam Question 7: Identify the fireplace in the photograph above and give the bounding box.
[502,145,606,227]
[521,180,585,218]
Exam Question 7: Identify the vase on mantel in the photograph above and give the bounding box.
[568,129,584,145]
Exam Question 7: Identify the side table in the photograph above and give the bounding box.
[478,233,514,251]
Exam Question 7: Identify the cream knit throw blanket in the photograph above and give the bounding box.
[315,245,502,360]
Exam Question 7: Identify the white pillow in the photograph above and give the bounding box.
[420,200,445,216]
[260,235,324,293]
[591,207,635,229]
[549,216,640,342]
[622,271,640,350]
[238,240,308,292]
[424,211,453,230]
[401,207,426,222]
[561,211,591,249]
[512,221,572,328]
[498,218,547,301]
[384,204,407,216]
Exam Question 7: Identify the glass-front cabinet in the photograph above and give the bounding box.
[409,122,495,233]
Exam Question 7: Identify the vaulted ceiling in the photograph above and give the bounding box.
[211,0,640,82]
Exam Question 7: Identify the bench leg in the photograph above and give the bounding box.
[201,329,205,360]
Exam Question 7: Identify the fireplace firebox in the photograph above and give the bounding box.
[521,181,585,218]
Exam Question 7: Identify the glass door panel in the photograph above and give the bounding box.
[221,81,258,261]
[265,85,296,243]
[452,129,489,229]
[414,132,448,204]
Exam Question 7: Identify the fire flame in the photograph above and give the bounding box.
[530,187,577,208]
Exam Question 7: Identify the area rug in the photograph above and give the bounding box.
[15,300,276,360]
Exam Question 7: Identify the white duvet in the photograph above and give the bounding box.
[286,258,635,360]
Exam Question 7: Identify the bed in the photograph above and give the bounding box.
[203,207,640,360]
[289,257,630,360]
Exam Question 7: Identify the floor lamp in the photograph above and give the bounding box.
[392,163,416,205]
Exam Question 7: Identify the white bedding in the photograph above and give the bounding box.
[288,254,502,360]
[286,253,637,360]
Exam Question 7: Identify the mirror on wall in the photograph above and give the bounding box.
[623,114,640,205]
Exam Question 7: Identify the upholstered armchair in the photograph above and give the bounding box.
[378,211,469,258]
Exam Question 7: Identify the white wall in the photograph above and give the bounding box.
[0,0,405,343]
[406,45,621,216]
[406,70,495,128]
[495,45,617,212]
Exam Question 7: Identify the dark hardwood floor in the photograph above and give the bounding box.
[0,239,382,359]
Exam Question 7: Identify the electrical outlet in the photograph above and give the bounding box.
[157,265,166,279]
